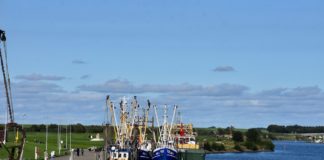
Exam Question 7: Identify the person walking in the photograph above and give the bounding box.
[81,148,84,156]
[76,148,80,156]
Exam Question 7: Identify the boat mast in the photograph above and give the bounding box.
[168,105,177,141]
[129,96,138,139]
[162,105,168,146]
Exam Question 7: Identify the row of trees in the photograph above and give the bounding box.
[267,124,324,133]
[25,124,103,133]
[203,142,225,151]
[196,126,234,136]
[232,129,274,151]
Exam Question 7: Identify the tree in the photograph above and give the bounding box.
[72,123,86,133]
[30,125,40,132]
[211,142,225,151]
[217,128,225,135]
[246,129,261,142]
[225,126,234,135]
[232,131,244,142]
[203,142,211,151]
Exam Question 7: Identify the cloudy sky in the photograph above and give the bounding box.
[0,0,324,128]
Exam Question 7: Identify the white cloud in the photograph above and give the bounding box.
[15,73,66,81]
[213,66,235,72]
[78,79,248,96]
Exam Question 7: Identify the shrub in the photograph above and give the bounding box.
[232,131,244,142]
[234,144,243,152]
[245,141,258,151]
[211,142,225,151]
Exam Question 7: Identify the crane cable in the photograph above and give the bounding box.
[3,40,14,122]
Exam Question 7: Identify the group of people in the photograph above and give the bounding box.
[75,148,84,156]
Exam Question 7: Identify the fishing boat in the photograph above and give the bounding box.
[106,96,133,160]
[172,113,205,160]
[152,105,178,160]
[137,141,152,160]
[173,123,206,160]
[136,100,153,160]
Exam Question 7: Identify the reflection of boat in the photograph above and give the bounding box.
[153,105,178,160]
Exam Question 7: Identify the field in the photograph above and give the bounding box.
[0,131,104,160]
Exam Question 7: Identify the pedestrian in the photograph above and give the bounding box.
[76,148,80,156]
[81,148,84,156]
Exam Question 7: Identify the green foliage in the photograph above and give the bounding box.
[268,133,277,140]
[203,142,211,151]
[234,144,243,152]
[244,141,258,151]
[267,124,324,133]
[259,140,275,151]
[246,129,261,142]
[211,142,225,151]
[232,131,244,142]
[217,128,226,135]
[23,124,103,133]
[0,131,103,159]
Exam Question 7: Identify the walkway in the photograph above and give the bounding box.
[55,150,105,160]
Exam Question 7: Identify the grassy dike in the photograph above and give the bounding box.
[0,132,103,159]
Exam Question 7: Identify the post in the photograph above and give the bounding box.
[35,146,38,160]
[66,125,68,149]
[58,125,61,155]
[46,125,48,151]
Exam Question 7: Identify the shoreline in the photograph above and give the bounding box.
[205,149,273,154]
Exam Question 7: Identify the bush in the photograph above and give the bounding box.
[232,131,244,142]
[246,129,261,142]
[211,142,225,151]
[234,144,243,152]
[268,133,277,140]
[244,141,258,151]
[260,140,275,151]
[203,142,211,151]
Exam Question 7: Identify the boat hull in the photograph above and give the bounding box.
[177,149,205,160]
[137,149,152,160]
[153,147,178,160]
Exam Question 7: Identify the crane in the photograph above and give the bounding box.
[0,29,26,160]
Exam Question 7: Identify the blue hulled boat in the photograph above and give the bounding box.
[153,147,177,160]
[138,148,152,160]
[152,105,179,160]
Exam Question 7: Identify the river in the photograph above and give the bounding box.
[206,141,324,160]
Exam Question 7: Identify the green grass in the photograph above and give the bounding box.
[0,132,104,160]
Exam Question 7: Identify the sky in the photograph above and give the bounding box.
[0,0,324,128]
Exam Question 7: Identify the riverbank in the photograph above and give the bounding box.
[196,128,275,153]
[206,148,273,154]
[206,141,324,160]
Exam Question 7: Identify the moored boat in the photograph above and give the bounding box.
[152,105,178,160]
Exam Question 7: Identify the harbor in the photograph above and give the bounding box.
[1,0,324,160]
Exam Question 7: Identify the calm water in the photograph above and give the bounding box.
[206,141,324,160]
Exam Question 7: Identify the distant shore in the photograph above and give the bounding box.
[205,149,273,154]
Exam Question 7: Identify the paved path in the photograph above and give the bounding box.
[54,150,105,160]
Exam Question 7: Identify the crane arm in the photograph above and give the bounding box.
[0,30,14,123]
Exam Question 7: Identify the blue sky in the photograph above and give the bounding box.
[0,0,324,128]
